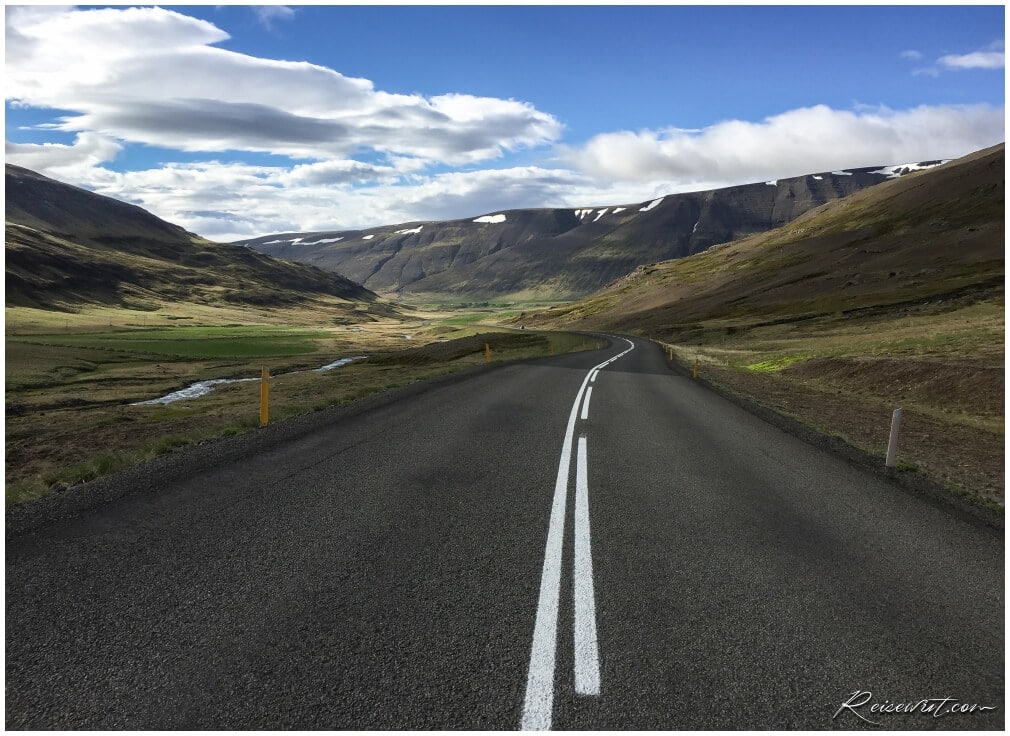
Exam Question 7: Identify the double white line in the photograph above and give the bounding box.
[521,338,635,731]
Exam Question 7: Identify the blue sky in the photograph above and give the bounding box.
[6,4,1005,240]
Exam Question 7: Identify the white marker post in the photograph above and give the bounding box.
[885,408,903,468]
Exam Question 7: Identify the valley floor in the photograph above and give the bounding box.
[5,303,598,506]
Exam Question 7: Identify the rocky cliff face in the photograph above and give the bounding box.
[236,163,944,301]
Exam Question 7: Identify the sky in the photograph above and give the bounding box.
[5,3,1006,241]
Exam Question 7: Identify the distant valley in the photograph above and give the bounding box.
[236,162,945,302]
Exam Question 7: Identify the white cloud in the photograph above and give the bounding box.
[5,132,123,173]
[562,103,1005,185]
[4,7,1004,244]
[900,49,922,60]
[938,50,1004,70]
[5,6,562,165]
[10,102,1003,242]
[913,40,1004,76]
[252,6,296,30]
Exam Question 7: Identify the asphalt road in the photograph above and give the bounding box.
[5,337,1004,729]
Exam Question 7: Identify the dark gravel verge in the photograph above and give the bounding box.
[5,358,536,538]
[651,339,1004,534]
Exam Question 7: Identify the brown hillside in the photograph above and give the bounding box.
[530,143,1004,504]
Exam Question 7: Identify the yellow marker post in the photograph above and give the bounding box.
[692,358,699,379]
[260,367,270,427]
[485,343,492,362]
[668,346,673,361]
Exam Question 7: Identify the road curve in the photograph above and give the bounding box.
[5,336,1003,729]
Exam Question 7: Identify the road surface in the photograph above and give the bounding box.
[5,336,1003,729]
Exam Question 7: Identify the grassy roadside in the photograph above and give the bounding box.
[6,304,602,506]
[650,295,1003,510]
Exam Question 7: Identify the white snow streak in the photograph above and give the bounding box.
[639,197,664,212]
[869,161,948,178]
[473,213,507,223]
[395,225,423,235]
[592,208,608,222]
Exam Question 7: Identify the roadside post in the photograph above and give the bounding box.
[693,358,699,379]
[485,343,491,363]
[885,407,903,468]
[260,367,270,427]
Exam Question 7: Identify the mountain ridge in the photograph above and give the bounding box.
[5,164,383,313]
[527,143,1003,335]
[235,161,948,301]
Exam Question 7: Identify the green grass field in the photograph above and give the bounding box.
[5,306,600,506]
[12,326,329,360]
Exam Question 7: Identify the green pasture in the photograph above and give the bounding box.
[9,326,328,360]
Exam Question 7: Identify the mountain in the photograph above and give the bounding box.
[5,165,380,312]
[235,161,947,302]
[525,144,1003,336]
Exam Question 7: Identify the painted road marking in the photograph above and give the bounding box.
[581,387,593,420]
[573,435,600,695]
[521,337,634,731]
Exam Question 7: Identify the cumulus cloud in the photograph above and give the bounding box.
[562,104,1005,185]
[5,6,1004,243]
[10,101,1003,241]
[57,162,597,240]
[5,6,562,164]
[5,132,123,174]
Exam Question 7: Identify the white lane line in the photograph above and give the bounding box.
[520,432,571,731]
[521,337,634,731]
[590,369,599,383]
[580,387,593,420]
[573,435,600,695]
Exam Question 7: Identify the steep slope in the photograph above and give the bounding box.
[533,144,1002,334]
[526,144,1004,502]
[5,165,380,312]
[237,162,945,301]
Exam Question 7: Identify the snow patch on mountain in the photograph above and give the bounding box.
[639,197,664,212]
[395,225,423,235]
[473,214,506,224]
[869,161,949,178]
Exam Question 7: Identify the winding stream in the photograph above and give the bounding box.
[133,356,368,406]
